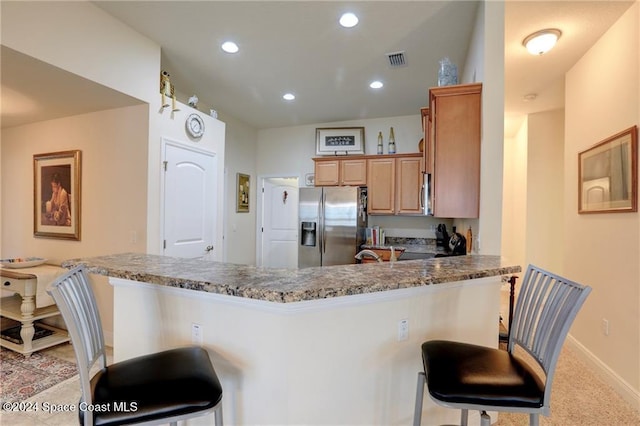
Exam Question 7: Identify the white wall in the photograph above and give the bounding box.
[1,1,164,254]
[501,3,639,404]
[1,2,158,104]
[526,109,564,272]
[218,112,258,265]
[257,114,424,178]
[1,105,150,342]
[477,0,505,255]
[501,120,528,268]
[564,2,639,397]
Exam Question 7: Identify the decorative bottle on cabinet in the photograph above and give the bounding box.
[377,132,384,154]
[388,127,396,154]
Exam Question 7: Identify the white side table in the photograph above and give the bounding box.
[0,268,70,356]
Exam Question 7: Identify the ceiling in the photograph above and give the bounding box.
[0,45,142,129]
[1,1,634,135]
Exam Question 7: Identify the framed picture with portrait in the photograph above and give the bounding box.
[34,150,82,240]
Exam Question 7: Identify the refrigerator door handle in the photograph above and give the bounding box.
[318,192,324,255]
[321,192,326,254]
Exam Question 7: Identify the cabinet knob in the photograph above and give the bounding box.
[3,281,10,286]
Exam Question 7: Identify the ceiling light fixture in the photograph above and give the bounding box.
[283,93,295,101]
[221,41,239,54]
[339,12,359,28]
[522,29,561,55]
[369,81,383,89]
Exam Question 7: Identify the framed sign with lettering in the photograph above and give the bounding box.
[316,127,365,155]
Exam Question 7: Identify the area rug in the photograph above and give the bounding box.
[0,347,78,404]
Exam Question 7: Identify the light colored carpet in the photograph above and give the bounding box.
[494,344,640,426]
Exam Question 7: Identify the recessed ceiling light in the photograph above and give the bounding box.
[339,12,359,28]
[522,29,561,55]
[283,93,295,101]
[221,41,239,54]
[369,81,384,89]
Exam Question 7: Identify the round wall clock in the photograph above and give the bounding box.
[186,113,205,139]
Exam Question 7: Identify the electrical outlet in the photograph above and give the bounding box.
[601,318,609,336]
[192,323,203,345]
[398,319,409,341]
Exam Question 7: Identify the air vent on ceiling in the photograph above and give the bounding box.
[386,51,407,67]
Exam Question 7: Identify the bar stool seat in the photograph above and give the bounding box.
[48,266,224,426]
[413,264,591,426]
[422,340,544,408]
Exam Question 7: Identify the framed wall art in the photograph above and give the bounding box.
[316,127,365,155]
[237,173,250,213]
[34,150,82,240]
[578,126,637,214]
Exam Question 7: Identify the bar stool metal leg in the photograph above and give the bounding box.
[413,372,426,426]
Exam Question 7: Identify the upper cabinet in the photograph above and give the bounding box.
[395,155,423,214]
[367,154,423,215]
[424,83,482,218]
[367,157,396,214]
[314,157,367,186]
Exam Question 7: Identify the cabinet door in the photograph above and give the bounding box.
[421,108,433,174]
[396,155,423,214]
[314,160,340,186]
[340,159,367,186]
[431,84,481,218]
[367,158,395,214]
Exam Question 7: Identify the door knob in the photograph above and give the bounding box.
[205,245,214,253]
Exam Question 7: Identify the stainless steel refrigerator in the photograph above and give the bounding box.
[298,186,368,268]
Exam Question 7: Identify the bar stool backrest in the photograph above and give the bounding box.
[508,265,592,410]
[47,266,107,425]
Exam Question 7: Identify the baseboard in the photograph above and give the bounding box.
[566,334,640,412]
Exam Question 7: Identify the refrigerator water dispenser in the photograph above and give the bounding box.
[301,221,316,246]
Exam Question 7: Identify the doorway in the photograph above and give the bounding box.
[162,139,218,259]
[257,176,299,268]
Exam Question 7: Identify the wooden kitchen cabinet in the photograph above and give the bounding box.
[313,157,367,186]
[367,157,395,214]
[421,107,432,174]
[367,154,423,215]
[425,83,482,218]
[396,154,424,214]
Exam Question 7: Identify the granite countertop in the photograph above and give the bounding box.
[62,253,520,303]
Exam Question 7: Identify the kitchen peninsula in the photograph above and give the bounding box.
[62,253,520,425]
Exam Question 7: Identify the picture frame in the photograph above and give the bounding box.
[578,126,637,214]
[34,150,82,240]
[236,173,250,213]
[316,127,365,155]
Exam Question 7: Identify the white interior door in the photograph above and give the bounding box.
[260,177,299,268]
[163,141,217,258]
